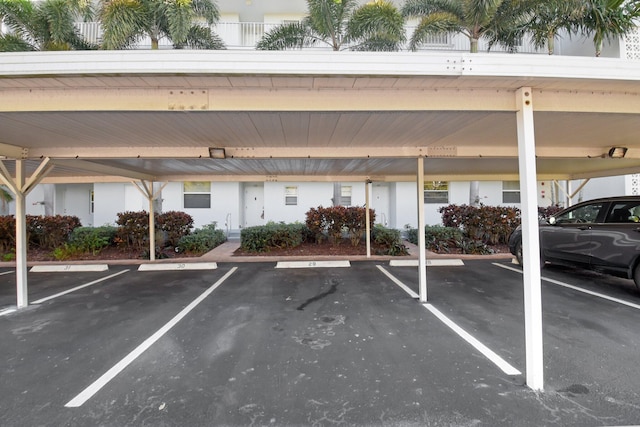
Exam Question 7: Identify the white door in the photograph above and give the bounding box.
[372,183,390,226]
[244,184,264,227]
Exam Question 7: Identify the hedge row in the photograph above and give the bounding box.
[305,205,375,246]
[439,204,520,245]
[0,211,223,258]
[115,210,194,250]
[240,222,308,253]
[0,215,81,252]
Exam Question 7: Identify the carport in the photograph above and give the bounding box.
[1,50,640,392]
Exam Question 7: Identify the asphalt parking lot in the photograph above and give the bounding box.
[1,259,640,426]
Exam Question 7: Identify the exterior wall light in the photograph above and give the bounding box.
[608,147,628,158]
[209,147,226,159]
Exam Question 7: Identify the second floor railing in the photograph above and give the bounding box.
[74,21,550,54]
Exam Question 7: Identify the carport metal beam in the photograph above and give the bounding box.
[516,87,544,391]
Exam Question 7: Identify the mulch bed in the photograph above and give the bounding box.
[233,239,390,257]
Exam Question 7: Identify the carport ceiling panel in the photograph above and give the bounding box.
[425,111,517,149]
[245,113,287,146]
[533,111,640,152]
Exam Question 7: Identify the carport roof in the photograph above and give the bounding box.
[1,50,640,183]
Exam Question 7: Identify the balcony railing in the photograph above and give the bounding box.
[74,21,550,53]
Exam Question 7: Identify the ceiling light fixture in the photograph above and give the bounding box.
[608,147,628,158]
[209,147,226,159]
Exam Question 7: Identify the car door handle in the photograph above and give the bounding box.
[577,226,591,230]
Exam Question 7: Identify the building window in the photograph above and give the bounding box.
[183,181,211,208]
[340,185,352,206]
[285,186,298,206]
[424,181,448,204]
[89,190,94,214]
[502,181,521,203]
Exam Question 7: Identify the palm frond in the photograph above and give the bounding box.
[347,0,405,51]
[176,24,225,49]
[0,33,36,52]
[165,0,194,45]
[256,22,321,50]
[0,0,36,41]
[191,0,219,25]
[402,0,462,19]
[409,12,462,51]
[99,0,148,49]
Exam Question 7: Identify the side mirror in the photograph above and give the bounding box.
[548,216,557,225]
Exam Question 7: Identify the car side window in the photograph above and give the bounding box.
[605,202,640,223]
[555,203,603,224]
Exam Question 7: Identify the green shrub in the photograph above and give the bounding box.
[0,215,15,252]
[439,204,520,245]
[28,215,82,249]
[177,223,226,254]
[157,211,194,247]
[305,206,375,246]
[424,225,464,253]
[240,222,307,253]
[69,226,117,255]
[115,211,150,250]
[52,243,83,261]
[372,225,408,256]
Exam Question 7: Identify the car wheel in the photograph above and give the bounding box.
[633,263,640,290]
[515,239,523,267]
[515,238,545,269]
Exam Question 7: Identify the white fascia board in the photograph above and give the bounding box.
[2,51,640,83]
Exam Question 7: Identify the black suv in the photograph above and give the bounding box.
[508,196,640,289]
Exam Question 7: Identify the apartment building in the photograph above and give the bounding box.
[2,0,638,232]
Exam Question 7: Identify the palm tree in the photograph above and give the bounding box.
[511,0,584,55]
[0,187,13,215]
[575,0,640,57]
[98,0,225,50]
[256,0,405,51]
[0,0,94,52]
[402,0,518,53]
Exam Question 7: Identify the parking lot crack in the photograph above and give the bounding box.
[296,280,339,311]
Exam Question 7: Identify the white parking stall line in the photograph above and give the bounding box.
[377,265,521,376]
[493,263,640,311]
[31,270,130,305]
[65,267,238,408]
[376,265,419,299]
[423,304,522,376]
[0,271,14,276]
[0,307,17,317]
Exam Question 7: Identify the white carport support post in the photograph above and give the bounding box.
[0,158,54,308]
[365,180,371,258]
[417,157,427,302]
[516,87,544,391]
[133,180,168,262]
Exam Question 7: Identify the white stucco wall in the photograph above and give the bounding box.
[93,183,127,226]
[264,182,333,224]
[162,181,242,230]
[577,175,627,201]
